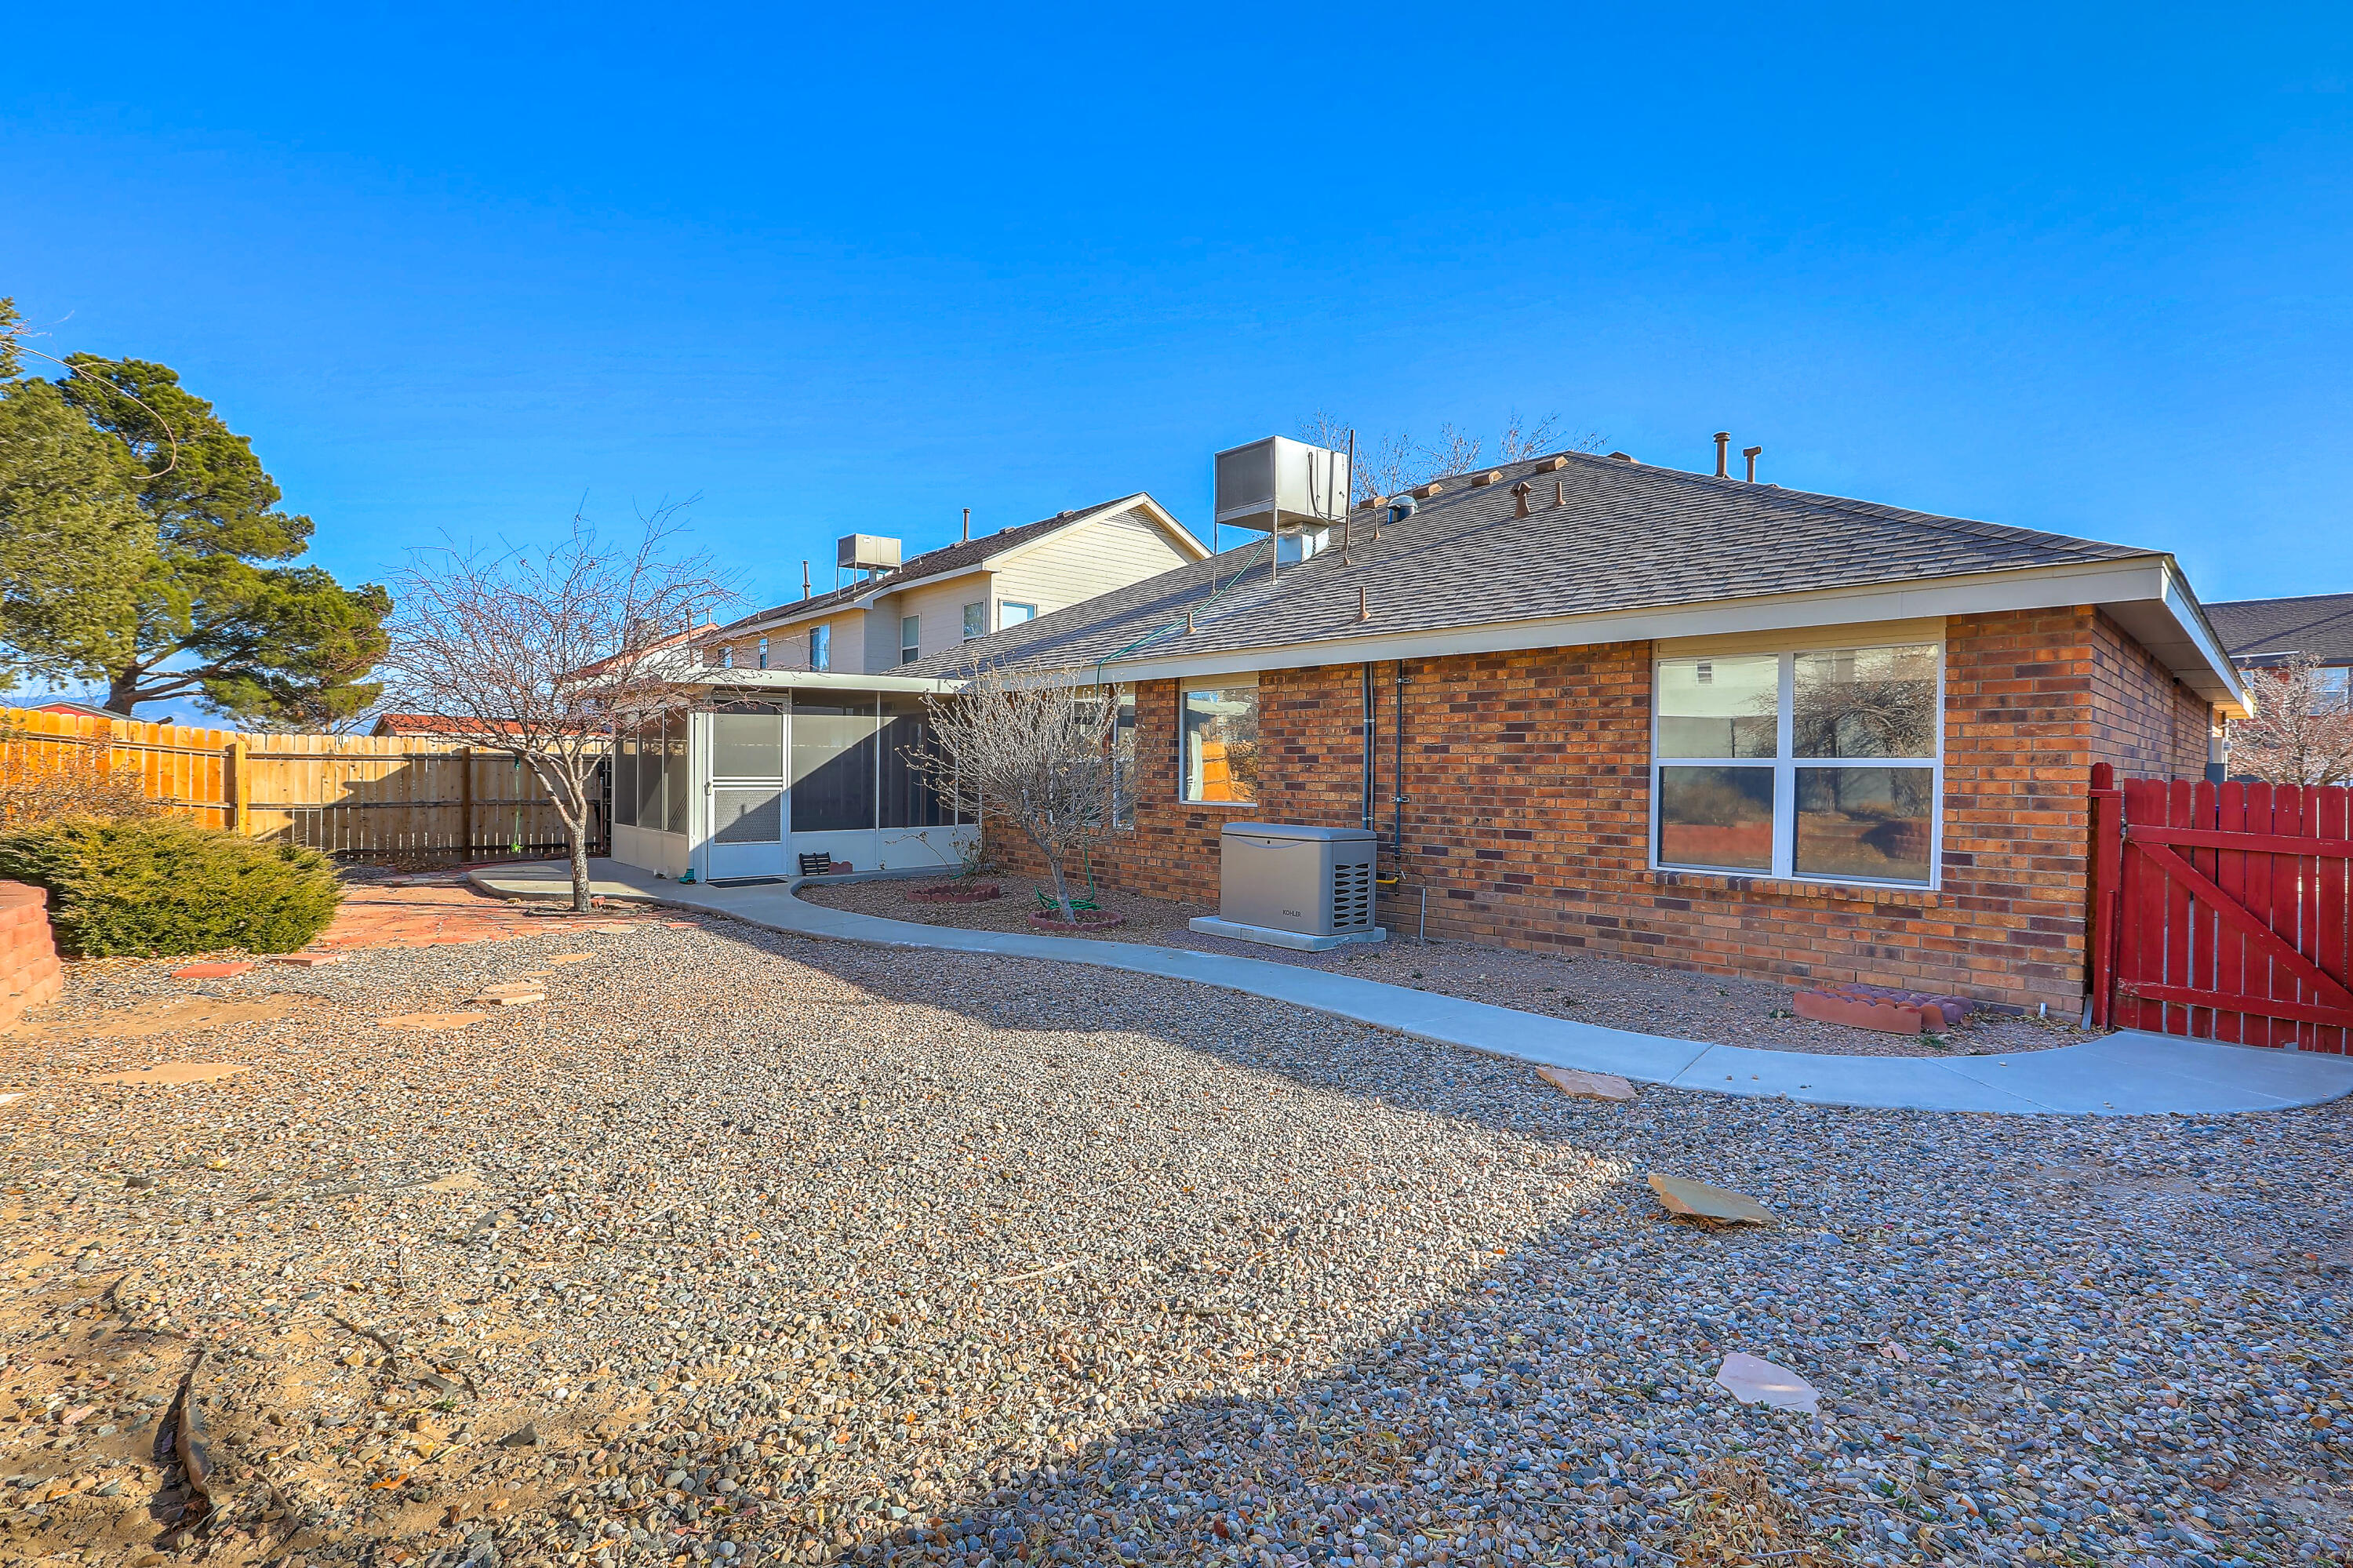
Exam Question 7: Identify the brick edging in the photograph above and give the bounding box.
[0,880,62,1031]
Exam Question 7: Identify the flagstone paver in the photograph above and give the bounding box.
[300,875,658,955]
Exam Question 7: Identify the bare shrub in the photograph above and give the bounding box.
[916,665,1129,922]
[0,728,161,829]
[1299,409,1607,505]
[379,504,731,910]
[2228,654,2353,786]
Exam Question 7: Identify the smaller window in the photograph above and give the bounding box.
[721,644,734,669]
[1111,686,1136,827]
[1181,684,1260,803]
[809,624,831,672]
[757,635,769,671]
[962,601,985,639]
[900,614,921,664]
[1000,602,1038,627]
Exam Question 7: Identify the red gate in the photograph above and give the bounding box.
[2088,762,2353,1051]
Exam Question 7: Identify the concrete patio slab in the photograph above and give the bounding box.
[469,859,2353,1117]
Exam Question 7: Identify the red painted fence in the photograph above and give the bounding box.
[2088,762,2353,1052]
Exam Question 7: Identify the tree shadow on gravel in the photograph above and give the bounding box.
[621,916,2347,1568]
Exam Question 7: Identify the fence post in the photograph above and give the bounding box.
[459,746,474,861]
[2086,762,2124,1029]
[225,740,250,835]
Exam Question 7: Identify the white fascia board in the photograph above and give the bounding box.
[1064,556,2245,697]
[850,497,1210,613]
[681,670,961,695]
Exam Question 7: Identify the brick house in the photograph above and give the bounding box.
[910,446,2246,1016]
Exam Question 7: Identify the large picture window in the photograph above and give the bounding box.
[1653,642,1939,886]
[1181,683,1259,804]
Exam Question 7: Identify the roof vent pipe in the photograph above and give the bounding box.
[1743,445,1762,483]
[1714,431,1731,478]
[962,506,970,542]
[802,561,811,600]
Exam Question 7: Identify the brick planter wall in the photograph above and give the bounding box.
[985,606,2217,1014]
[0,880,62,1031]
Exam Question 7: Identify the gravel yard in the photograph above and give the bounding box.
[798,878,2091,1060]
[4,893,2350,1568]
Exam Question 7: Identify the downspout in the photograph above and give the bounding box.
[1360,663,1376,830]
[1391,660,1409,868]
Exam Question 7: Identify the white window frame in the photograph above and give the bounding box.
[1649,638,1944,890]
[962,601,986,640]
[809,624,831,672]
[1000,601,1038,628]
[1178,675,1261,807]
[900,614,921,664]
[756,635,769,671]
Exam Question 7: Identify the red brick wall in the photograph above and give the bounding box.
[2089,609,2216,777]
[0,880,61,1031]
[987,609,2209,1013]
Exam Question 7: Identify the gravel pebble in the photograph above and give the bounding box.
[802,877,2092,1058]
[1,877,2347,1568]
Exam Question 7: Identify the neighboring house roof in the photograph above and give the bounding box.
[907,449,2243,706]
[373,714,529,737]
[27,700,123,720]
[2206,593,2353,667]
[711,495,1204,639]
[369,714,611,741]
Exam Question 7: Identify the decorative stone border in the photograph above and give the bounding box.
[906,882,1002,904]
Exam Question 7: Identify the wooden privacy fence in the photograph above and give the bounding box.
[2088,762,2353,1053]
[0,707,605,862]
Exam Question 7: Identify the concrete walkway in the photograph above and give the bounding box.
[470,859,2353,1117]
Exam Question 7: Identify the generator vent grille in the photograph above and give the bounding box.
[1331,860,1375,931]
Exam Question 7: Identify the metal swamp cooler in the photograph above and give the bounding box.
[1187,820,1388,951]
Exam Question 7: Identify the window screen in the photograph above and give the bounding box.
[791,700,877,831]
[711,788,783,844]
[879,696,951,828]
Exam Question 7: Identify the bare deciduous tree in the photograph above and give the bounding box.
[380,504,730,910]
[2228,655,2353,786]
[1298,409,1606,506]
[916,665,1131,923]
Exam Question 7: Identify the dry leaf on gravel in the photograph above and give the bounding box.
[1674,1456,1821,1566]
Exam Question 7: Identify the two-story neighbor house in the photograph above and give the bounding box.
[605,496,1204,885]
[701,495,1206,675]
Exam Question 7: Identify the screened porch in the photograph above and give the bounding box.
[608,673,974,884]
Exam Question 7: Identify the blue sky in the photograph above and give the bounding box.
[6,2,2351,714]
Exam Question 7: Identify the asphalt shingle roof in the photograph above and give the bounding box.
[2206,593,2353,666]
[905,451,2155,678]
[715,496,1152,636]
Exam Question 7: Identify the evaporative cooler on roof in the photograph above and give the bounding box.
[1212,436,1351,534]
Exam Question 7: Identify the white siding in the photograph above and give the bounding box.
[896,574,994,665]
[990,506,1192,620]
[719,612,864,673]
